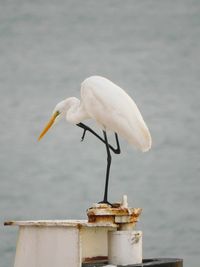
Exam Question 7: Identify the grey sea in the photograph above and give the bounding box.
[0,0,200,266]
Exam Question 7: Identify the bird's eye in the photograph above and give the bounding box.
[55,111,60,116]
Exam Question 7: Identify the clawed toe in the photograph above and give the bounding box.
[81,129,87,142]
[98,200,113,207]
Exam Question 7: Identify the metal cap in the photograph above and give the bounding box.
[87,195,142,230]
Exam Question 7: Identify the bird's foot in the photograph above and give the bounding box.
[98,200,113,207]
[81,129,87,142]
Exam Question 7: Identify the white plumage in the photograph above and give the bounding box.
[79,76,151,151]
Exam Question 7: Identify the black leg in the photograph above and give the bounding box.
[81,128,87,142]
[77,123,121,206]
[77,123,120,154]
[100,130,112,204]
[114,133,121,154]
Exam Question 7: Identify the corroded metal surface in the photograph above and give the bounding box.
[82,256,107,264]
[87,202,142,229]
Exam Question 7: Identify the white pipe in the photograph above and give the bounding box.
[108,230,142,266]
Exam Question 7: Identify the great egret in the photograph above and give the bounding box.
[38,76,152,204]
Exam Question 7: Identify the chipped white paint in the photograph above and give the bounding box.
[81,227,109,261]
[7,220,116,267]
[14,226,80,267]
[108,230,142,265]
[5,219,117,228]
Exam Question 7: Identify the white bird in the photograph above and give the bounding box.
[38,76,152,204]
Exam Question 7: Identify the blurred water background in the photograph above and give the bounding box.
[0,0,200,266]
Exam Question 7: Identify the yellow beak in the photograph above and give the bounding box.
[38,112,59,141]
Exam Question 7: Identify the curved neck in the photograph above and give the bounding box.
[66,98,89,124]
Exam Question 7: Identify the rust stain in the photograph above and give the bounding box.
[87,204,142,228]
[88,215,115,224]
[76,223,82,230]
[83,256,108,263]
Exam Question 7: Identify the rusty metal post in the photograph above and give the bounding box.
[5,195,182,267]
[87,195,143,265]
[5,195,142,267]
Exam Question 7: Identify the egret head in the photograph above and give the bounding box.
[38,98,73,141]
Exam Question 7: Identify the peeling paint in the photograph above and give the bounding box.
[87,203,142,229]
[4,219,117,228]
